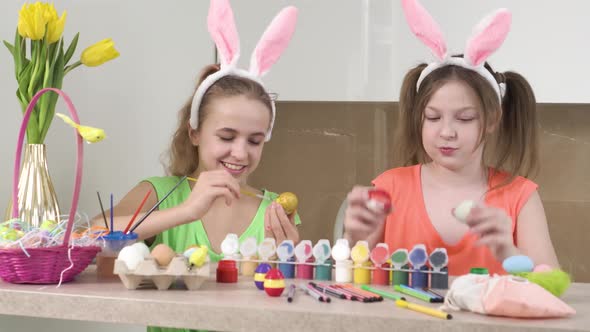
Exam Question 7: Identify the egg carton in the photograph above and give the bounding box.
[114,256,210,290]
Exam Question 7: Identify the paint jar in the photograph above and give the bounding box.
[353,261,372,285]
[430,267,449,289]
[99,231,139,256]
[240,259,258,277]
[410,265,429,289]
[334,259,353,283]
[372,262,390,285]
[97,231,138,279]
[296,257,314,279]
[278,257,296,279]
[217,259,238,283]
[314,258,333,281]
[392,264,410,286]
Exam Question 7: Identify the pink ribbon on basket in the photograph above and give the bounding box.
[12,88,83,247]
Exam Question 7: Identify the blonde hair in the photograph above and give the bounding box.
[164,64,273,176]
[395,57,539,183]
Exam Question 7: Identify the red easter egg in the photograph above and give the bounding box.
[264,268,285,297]
[368,189,392,213]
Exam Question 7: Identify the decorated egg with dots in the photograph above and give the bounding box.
[263,268,285,297]
[254,263,272,290]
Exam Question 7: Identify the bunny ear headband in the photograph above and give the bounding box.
[190,0,298,141]
[401,0,511,101]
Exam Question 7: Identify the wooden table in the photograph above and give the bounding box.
[0,267,587,331]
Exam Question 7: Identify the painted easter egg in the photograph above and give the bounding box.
[503,255,534,273]
[263,268,286,297]
[367,189,392,213]
[40,220,57,232]
[254,263,272,290]
[183,246,197,259]
[275,192,298,215]
[453,200,476,222]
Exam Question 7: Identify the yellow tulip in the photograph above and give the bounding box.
[81,38,120,67]
[17,3,48,40]
[46,11,66,44]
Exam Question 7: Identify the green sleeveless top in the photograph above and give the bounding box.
[143,176,301,332]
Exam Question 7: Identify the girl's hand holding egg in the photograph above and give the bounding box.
[265,192,299,245]
[343,186,391,248]
[453,200,518,261]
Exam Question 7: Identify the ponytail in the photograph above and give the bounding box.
[492,70,539,178]
[395,64,428,166]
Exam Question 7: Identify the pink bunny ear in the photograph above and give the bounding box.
[208,0,240,66]
[465,9,511,66]
[401,0,447,60]
[249,6,298,77]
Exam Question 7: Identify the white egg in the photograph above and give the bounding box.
[454,200,475,222]
[118,246,144,270]
[131,242,151,259]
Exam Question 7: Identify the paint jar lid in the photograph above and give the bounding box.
[470,267,489,275]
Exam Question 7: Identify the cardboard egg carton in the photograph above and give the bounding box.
[114,256,210,290]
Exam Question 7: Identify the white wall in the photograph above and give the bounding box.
[394,0,590,104]
[0,1,588,329]
[234,0,590,102]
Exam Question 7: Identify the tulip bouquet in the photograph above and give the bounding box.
[3,2,119,143]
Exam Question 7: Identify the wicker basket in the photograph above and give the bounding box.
[0,88,100,284]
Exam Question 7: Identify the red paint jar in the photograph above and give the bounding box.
[217,259,238,283]
[372,262,390,285]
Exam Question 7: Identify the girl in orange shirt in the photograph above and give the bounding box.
[343,0,559,275]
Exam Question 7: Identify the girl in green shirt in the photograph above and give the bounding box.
[91,64,301,332]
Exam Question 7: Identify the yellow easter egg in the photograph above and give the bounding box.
[275,192,298,215]
[189,246,209,267]
[40,220,57,232]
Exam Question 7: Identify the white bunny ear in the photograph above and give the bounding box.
[249,6,298,77]
[208,0,240,67]
[465,9,511,66]
[401,0,447,60]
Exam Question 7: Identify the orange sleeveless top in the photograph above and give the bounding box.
[372,165,538,276]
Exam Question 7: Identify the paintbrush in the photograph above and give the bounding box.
[186,176,268,200]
